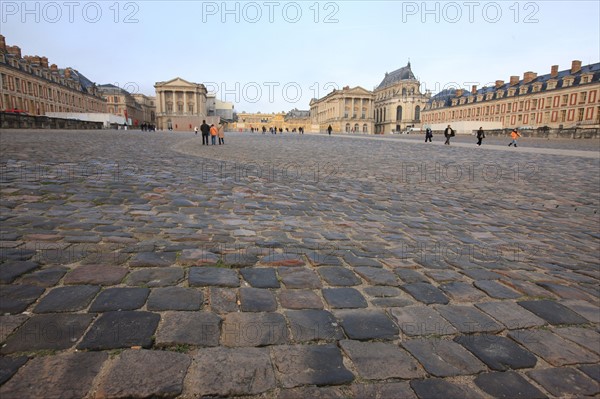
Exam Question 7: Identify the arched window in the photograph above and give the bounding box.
[396,106,403,122]
[345,123,350,132]
[363,124,368,133]
[354,123,359,132]
[415,105,421,121]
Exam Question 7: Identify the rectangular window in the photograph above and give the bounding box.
[570,93,577,105]
[579,92,587,104]
[577,108,584,122]
[561,95,568,105]
[560,110,567,122]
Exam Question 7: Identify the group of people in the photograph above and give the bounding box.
[195,120,225,145]
[425,125,521,147]
[250,126,305,134]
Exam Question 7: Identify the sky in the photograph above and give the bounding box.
[1,0,599,113]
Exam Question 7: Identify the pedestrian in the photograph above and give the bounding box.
[508,128,521,147]
[200,120,210,145]
[476,127,485,146]
[444,124,455,145]
[194,126,199,135]
[425,127,433,143]
[327,125,333,135]
[218,124,225,145]
[210,124,218,145]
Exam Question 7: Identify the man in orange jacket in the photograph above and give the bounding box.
[210,124,218,145]
[508,128,521,147]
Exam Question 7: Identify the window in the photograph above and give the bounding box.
[577,108,584,122]
[561,95,568,105]
[579,92,587,104]
[178,104,183,112]
[532,99,538,110]
[560,110,566,122]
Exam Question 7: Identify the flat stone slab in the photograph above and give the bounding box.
[561,299,600,323]
[223,252,260,267]
[147,287,203,311]
[77,311,160,350]
[306,251,343,266]
[63,264,128,285]
[517,299,588,325]
[184,347,276,396]
[473,280,521,299]
[475,301,546,329]
[95,349,191,398]
[335,309,398,340]
[390,306,457,336]
[436,305,503,333]
[89,287,149,312]
[178,248,220,266]
[552,326,600,355]
[579,364,600,383]
[439,281,488,302]
[509,329,599,366]
[278,267,322,289]
[1,313,94,354]
[411,378,486,399]
[19,266,68,287]
[221,312,288,347]
[322,287,368,309]
[129,251,176,267]
[528,366,599,397]
[354,266,399,285]
[340,340,425,380]
[279,289,323,309]
[396,269,429,284]
[0,261,38,283]
[0,315,28,342]
[402,338,487,377]
[239,287,277,312]
[0,356,28,385]
[363,286,403,297]
[33,285,100,313]
[189,267,240,287]
[402,283,449,304]
[126,267,184,287]
[240,268,280,288]
[209,287,238,314]
[455,334,537,371]
[271,344,355,388]
[317,266,361,286]
[156,311,222,347]
[0,285,45,314]
[0,352,107,399]
[261,253,304,267]
[285,309,343,342]
[474,371,548,399]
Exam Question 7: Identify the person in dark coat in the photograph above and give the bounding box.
[200,120,210,145]
[444,125,454,145]
[476,127,485,146]
[425,127,433,142]
[327,125,333,135]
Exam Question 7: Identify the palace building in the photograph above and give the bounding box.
[0,35,106,115]
[154,77,210,131]
[309,86,375,133]
[421,60,600,130]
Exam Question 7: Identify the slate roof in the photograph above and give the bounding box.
[376,62,417,90]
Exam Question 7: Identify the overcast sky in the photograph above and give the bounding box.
[2,1,599,112]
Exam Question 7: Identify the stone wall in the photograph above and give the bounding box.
[0,113,103,129]
[477,128,599,139]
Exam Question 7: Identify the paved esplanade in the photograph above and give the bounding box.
[1,130,599,398]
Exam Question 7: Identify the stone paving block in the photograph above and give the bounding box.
[0,261,38,283]
[500,278,557,298]
[410,378,486,399]
[126,267,184,287]
[517,299,588,325]
[579,364,600,383]
[147,286,203,311]
[402,283,449,304]
[0,315,28,343]
[363,286,403,297]
[460,268,502,280]
[354,266,399,285]
[436,305,504,334]
[528,366,599,397]
[277,385,347,399]
[221,312,288,347]
[306,251,343,266]
[18,266,68,287]
[278,267,322,289]
[396,269,429,284]
[439,281,488,302]
[285,310,343,342]
[156,311,221,347]
[129,251,176,267]
[1,313,94,354]
[317,266,361,286]
[335,309,398,340]
[279,289,323,309]
[340,340,425,380]
[240,267,280,288]
[553,326,600,355]
[89,287,149,312]
[223,252,261,267]
[33,285,100,313]
[0,285,45,314]
[271,344,354,388]
[177,248,220,266]
[261,253,304,267]
[62,264,128,285]
[560,299,600,323]
[537,282,594,301]
[475,301,546,329]
[0,356,28,385]
[371,297,415,307]
[77,311,160,350]
[474,371,547,399]
[95,349,191,398]
[455,334,537,371]
[322,287,368,309]
[239,287,277,312]
[189,266,240,287]
[0,352,107,399]
[343,253,382,267]
[209,287,238,314]
[390,306,458,337]
[509,329,599,366]
[350,382,417,399]
[473,280,521,299]
[424,269,463,282]
[402,338,487,377]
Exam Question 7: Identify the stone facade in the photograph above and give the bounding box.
[310,86,374,134]
[131,94,156,126]
[154,77,208,131]
[0,35,106,115]
[422,60,600,130]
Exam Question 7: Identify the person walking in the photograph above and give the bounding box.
[200,120,210,145]
[194,126,199,135]
[425,127,433,143]
[508,128,521,147]
[210,124,218,145]
[218,124,225,145]
[476,127,485,146]
[444,124,454,145]
[327,125,333,135]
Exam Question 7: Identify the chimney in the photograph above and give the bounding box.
[471,85,477,95]
[509,75,520,86]
[523,71,537,84]
[550,65,559,78]
[41,57,49,68]
[50,64,58,73]
[6,45,21,58]
[571,60,582,74]
[495,80,505,88]
[455,89,464,97]
[0,34,6,53]
[65,68,71,79]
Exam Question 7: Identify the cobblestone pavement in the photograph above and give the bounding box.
[1,129,599,399]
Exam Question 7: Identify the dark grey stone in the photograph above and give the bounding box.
[318,266,361,286]
[402,283,449,304]
[221,312,288,347]
[322,288,368,309]
[240,268,280,288]
[456,334,537,371]
[411,378,486,399]
[156,311,222,347]
[0,356,28,385]
[77,311,160,350]
[402,338,487,377]
[354,267,399,285]
[436,305,503,333]
[89,287,149,312]
[147,287,202,311]
[278,267,322,289]
[285,310,343,342]
[129,251,176,267]
[189,267,239,287]
[391,306,458,336]
[0,261,38,283]
[33,285,100,313]
[336,309,398,340]
[0,285,45,314]
[239,287,277,312]
[474,371,548,399]
[517,300,589,325]
[528,366,599,397]
[126,267,184,287]
[474,280,521,299]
